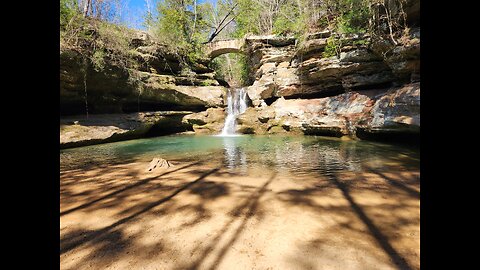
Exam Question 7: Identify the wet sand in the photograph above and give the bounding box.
[60,160,419,270]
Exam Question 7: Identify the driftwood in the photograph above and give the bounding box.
[147,157,174,171]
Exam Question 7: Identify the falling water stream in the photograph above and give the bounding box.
[220,88,248,136]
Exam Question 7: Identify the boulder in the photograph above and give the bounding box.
[226,83,420,138]
[360,82,420,133]
[182,108,226,134]
[237,108,270,134]
[247,75,276,101]
[60,111,192,149]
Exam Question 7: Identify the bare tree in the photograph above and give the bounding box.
[190,0,197,41]
[204,3,239,43]
[145,0,153,30]
[83,0,92,17]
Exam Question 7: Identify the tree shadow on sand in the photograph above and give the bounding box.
[61,166,222,255]
[278,170,419,270]
[174,172,276,270]
[60,161,203,216]
[61,151,419,269]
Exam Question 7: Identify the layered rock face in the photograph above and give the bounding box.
[182,107,226,134]
[244,29,420,106]
[188,28,420,139]
[60,31,226,115]
[60,111,192,149]
[60,29,227,148]
[233,83,420,138]
[61,18,420,145]
[242,27,420,139]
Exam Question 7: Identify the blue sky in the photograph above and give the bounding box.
[123,0,216,30]
[121,0,153,30]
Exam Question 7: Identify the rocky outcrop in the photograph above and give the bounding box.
[181,32,420,141]
[292,48,394,97]
[243,30,420,107]
[182,108,226,134]
[132,71,224,108]
[358,83,420,134]
[60,30,225,115]
[60,111,192,149]
[217,83,419,138]
[61,21,420,145]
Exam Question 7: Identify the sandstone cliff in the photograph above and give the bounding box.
[61,19,420,147]
[60,29,226,115]
[184,27,420,140]
[60,25,227,148]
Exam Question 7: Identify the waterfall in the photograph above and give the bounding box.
[220,88,248,136]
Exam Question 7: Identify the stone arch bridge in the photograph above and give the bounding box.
[203,39,246,59]
[203,36,296,60]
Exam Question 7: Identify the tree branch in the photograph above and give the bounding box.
[203,3,239,43]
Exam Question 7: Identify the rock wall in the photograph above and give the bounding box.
[60,31,227,115]
[244,29,419,105]
[61,20,420,146]
[187,83,419,138]
[60,29,228,148]
[60,111,192,149]
[186,28,420,140]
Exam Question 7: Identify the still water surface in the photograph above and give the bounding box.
[60,135,419,176]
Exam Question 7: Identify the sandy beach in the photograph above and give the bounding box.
[60,158,419,270]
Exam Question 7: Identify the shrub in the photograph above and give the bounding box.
[322,36,339,58]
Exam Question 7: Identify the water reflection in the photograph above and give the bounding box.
[222,137,247,172]
[60,135,419,174]
[266,139,361,176]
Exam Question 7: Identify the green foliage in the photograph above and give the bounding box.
[272,1,303,36]
[61,15,138,72]
[230,0,408,41]
[150,0,214,64]
[91,50,106,71]
[60,0,78,28]
[60,0,410,89]
[231,0,374,38]
[199,80,215,86]
[335,0,370,34]
[353,38,369,46]
[89,21,138,71]
[322,37,339,58]
[156,0,191,49]
[211,53,250,86]
[232,0,262,37]
[238,54,250,85]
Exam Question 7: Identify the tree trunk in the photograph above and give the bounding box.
[83,0,92,18]
[190,0,197,41]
